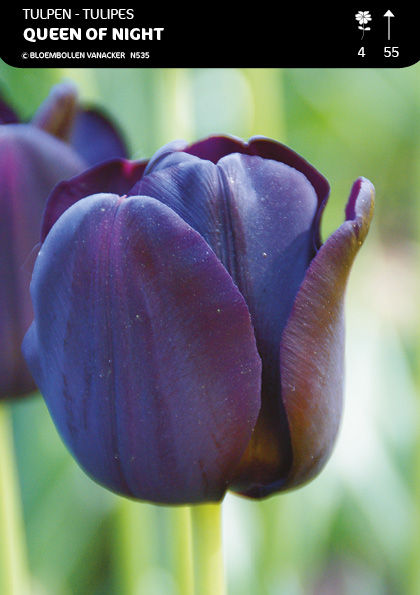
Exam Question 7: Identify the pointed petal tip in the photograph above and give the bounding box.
[271,176,375,494]
[32,81,79,141]
[345,177,375,243]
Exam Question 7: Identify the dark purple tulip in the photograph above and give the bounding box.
[22,135,374,503]
[0,82,128,399]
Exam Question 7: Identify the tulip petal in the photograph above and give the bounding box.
[133,150,321,490]
[41,158,147,242]
[186,135,330,217]
[23,193,262,504]
[0,93,20,124]
[0,125,86,398]
[70,108,129,165]
[276,177,375,492]
[31,81,78,142]
[31,82,128,163]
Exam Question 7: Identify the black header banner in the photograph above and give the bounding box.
[1,8,418,68]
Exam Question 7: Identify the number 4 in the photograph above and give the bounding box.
[358,47,366,57]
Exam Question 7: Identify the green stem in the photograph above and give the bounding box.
[190,503,226,595]
[170,506,194,595]
[113,498,156,595]
[114,500,195,595]
[0,402,30,595]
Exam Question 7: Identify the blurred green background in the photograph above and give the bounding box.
[1,63,420,595]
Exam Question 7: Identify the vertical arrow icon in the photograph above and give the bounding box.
[384,10,394,40]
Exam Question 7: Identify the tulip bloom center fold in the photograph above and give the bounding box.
[23,135,374,504]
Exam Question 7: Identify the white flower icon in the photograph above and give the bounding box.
[355,11,372,39]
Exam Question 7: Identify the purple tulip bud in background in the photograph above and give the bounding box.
[23,135,374,504]
[0,82,128,399]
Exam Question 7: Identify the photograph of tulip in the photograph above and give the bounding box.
[0,64,419,595]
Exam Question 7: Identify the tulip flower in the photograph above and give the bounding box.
[22,135,374,504]
[0,82,128,399]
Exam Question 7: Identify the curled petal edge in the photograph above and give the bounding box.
[41,158,147,242]
[279,177,375,491]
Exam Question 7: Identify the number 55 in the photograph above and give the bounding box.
[384,47,399,57]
